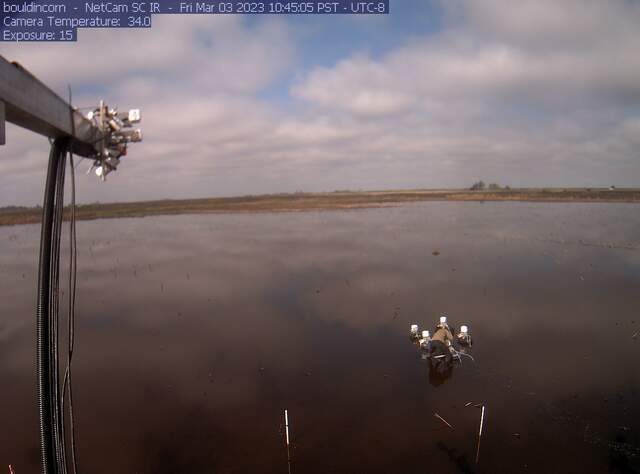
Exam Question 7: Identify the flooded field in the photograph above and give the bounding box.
[1,202,639,473]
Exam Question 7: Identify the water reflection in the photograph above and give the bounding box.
[428,359,454,388]
[0,202,639,473]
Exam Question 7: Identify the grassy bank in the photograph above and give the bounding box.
[2,188,639,226]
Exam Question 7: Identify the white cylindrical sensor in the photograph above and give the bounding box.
[440,316,447,324]
[460,325,468,334]
[422,330,430,339]
[410,324,419,335]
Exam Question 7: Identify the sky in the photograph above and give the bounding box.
[1,0,640,206]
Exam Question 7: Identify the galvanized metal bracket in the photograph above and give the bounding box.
[0,55,142,178]
[0,55,103,157]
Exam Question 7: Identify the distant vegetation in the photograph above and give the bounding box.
[1,188,639,227]
[0,205,36,213]
[470,181,511,191]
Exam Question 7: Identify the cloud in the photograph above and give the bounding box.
[1,15,294,94]
[291,55,413,117]
[295,1,640,115]
[445,0,640,51]
[288,0,640,186]
[1,1,639,206]
[1,15,299,204]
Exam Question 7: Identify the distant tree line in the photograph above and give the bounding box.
[0,205,38,214]
[470,181,511,191]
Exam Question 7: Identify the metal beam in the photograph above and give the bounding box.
[0,55,103,157]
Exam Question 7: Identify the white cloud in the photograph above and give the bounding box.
[446,0,640,51]
[1,15,294,95]
[287,0,640,186]
[291,55,413,117]
[294,1,640,115]
[1,16,299,204]
[1,1,639,206]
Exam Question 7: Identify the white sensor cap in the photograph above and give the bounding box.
[440,316,447,324]
[460,325,468,333]
[422,330,430,338]
[128,109,141,123]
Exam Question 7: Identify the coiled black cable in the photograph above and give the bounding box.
[62,152,79,474]
[63,85,79,474]
[37,137,72,474]
[52,137,66,474]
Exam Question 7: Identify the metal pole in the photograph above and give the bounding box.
[284,410,290,446]
[475,405,485,464]
[284,410,292,474]
[0,55,103,157]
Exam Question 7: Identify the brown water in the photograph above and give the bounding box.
[1,202,639,473]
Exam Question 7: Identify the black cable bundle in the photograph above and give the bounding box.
[62,152,79,474]
[37,137,78,474]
